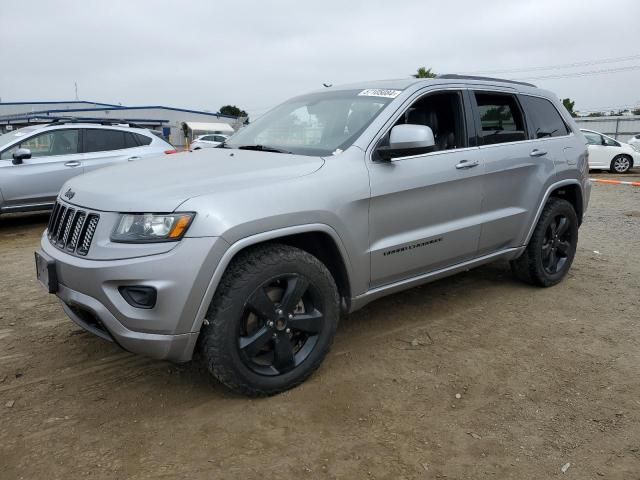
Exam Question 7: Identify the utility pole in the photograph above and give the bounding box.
[74,82,79,101]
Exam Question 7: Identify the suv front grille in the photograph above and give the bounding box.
[47,201,100,256]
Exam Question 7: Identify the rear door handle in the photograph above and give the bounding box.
[64,161,81,167]
[455,160,479,169]
[127,156,140,162]
[530,149,547,157]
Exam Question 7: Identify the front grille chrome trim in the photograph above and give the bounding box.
[48,200,100,257]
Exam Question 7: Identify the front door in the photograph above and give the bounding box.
[0,128,82,209]
[368,89,484,288]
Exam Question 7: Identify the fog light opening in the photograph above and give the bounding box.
[119,286,157,309]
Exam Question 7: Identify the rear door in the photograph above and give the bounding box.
[81,128,147,173]
[0,128,82,209]
[471,91,561,254]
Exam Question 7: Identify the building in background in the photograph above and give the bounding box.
[0,101,244,146]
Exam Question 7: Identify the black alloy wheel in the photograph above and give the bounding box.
[239,274,324,376]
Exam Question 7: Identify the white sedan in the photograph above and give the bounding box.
[581,129,640,173]
[190,134,228,150]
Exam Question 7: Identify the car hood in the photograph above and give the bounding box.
[61,149,325,212]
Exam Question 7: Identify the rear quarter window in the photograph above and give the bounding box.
[134,133,152,146]
[520,95,570,138]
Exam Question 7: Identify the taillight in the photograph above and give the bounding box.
[164,149,178,154]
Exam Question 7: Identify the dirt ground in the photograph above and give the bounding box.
[0,172,639,480]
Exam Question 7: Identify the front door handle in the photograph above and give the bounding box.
[64,161,81,167]
[530,149,548,157]
[127,156,140,162]
[455,160,479,169]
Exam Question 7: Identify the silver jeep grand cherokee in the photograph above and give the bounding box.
[36,76,591,396]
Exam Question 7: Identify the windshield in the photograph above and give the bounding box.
[225,89,398,156]
[0,126,41,150]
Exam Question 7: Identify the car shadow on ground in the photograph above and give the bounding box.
[0,211,50,231]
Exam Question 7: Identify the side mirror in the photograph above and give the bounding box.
[12,148,31,165]
[377,124,435,160]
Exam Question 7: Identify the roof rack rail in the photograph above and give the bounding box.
[436,74,536,88]
[48,117,146,129]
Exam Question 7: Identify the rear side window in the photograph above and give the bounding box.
[520,95,570,138]
[474,92,526,145]
[124,132,138,148]
[134,133,152,146]
[83,129,128,153]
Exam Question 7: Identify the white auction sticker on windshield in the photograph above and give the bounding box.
[358,89,401,98]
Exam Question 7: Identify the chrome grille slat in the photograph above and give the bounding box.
[52,206,67,243]
[57,208,75,247]
[67,211,87,252]
[77,214,99,256]
[48,201,100,256]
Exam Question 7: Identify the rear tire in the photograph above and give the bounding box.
[610,155,631,173]
[198,243,340,396]
[511,198,578,287]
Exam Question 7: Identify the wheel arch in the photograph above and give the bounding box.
[190,224,354,335]
[524,179,584,245]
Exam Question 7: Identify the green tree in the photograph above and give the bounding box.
[587,112,604,117]
[562,98,576,117]
[413,67,437,78]
[220,105,249,119]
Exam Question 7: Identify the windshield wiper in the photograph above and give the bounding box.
[236,144,292,154]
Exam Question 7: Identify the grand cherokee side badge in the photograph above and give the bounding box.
[64,188,75,200]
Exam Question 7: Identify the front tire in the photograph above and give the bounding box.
[610,155,631,173]
[198,244,340,396]
[511,198,578,287]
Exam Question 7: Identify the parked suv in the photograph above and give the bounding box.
[190,134,229,150]
[0,120,176,214]
[36,76,590,396]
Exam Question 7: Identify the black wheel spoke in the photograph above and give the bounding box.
[247,287,277,321]
[556,216,569,236]
[289,309,324,333]
[239,326,272,357]
[280,276,309,313]
[273,334,295,372]
[548,249,557,273]
[557,240,571,254]
[541,242,552,258]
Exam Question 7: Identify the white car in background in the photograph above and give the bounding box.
[190,134,228,150]
[580,129,639,173]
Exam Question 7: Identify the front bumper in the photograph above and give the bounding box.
[40,234,228,362]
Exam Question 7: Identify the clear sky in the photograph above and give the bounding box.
[1,0,638,117]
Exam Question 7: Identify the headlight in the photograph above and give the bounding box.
[111,213,195,243]
[631,144,640,153]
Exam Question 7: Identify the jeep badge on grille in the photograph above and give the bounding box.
[64,188,75,200]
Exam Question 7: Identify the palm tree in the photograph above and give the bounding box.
[413,67,437,78]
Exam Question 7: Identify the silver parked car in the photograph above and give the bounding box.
[0,121,176,214]
[36,76,590,396]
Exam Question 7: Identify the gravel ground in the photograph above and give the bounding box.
[0,172,639,479]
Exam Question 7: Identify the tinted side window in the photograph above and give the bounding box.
[134,133,152,146]
[521,96,570,138]
[84,129,128,153]
[124,132,138,148]
[474,92,526,145]
[0,129,79,160]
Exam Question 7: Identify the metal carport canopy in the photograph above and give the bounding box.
[185,121,234,133]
